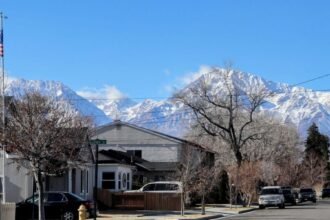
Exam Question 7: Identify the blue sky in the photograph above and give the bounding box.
[1,0,330,100]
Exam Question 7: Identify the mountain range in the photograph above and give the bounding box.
[6,69,330,138]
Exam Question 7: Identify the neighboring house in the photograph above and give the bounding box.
[0,152,33,202]
[0,150,93,203]
[0,120,214,202]
[91,120,215,190]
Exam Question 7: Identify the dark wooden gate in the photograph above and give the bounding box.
[98,190,181,211]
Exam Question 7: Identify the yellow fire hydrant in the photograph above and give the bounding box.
[78,204,87,220]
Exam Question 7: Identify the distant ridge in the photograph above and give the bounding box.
[88,68,330,138]
[7,69,330,139]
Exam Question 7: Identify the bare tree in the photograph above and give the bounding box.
[176,144,216,215]
[174,66,268,167]
[191,163,218,215]
[228,161,260,207]
[176,144,199,216]
[3,92,92,220]
[253,122,303,186]
[301,151,327,187]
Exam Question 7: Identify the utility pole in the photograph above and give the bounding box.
[0,11,6,203]
[90,138,106,220]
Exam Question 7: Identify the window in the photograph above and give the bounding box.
[0,177,3,202]
[0,177,2,192]
[47,193,66,202]
[102,172,115,189]
[167,184,179,191]
[155,184,167,191]
[143,184,156,191]
[118,172,121,190]
[127,150,142,158]
[80,170,89,194]
[126,173,130,190]
[122,173,127,189]
[26,194,39,204]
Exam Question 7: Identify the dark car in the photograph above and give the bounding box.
[281,187,297,205]
[321,188,330,198]
[16,192,93,220]
[298,188,317,203]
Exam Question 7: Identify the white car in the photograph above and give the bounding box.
[258,186,285,209]
[126,181,182,193]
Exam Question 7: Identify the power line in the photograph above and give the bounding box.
[291,73,330,87]
[58,71,330,102]
[75,85,330,121]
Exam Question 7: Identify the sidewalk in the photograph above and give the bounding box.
[88,204,257,220]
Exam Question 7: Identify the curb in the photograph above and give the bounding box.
[177,214,225,220]
[212,207,258,215]
[237,207,258,214]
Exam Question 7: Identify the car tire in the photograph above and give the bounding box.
[259,205,265,209]
[312,199,316,203]
[62,211,75,220]
[279,203,285,209]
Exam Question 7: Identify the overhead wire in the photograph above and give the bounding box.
[52,71,330,125]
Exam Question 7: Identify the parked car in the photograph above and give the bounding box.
[258,186,285,209]
[281,187,297,205]
[127,181,182,193]
[297,188,317,203]
[321,188,330,198]
[16,191,93,220]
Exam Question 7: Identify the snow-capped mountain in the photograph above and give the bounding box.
[6,78,111,125]
[84,97,136,120]
[88,68,330,138]
[7,68,330,139]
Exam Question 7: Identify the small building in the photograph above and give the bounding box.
[91,120,214,190]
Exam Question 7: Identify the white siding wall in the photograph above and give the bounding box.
[97,164,132,192]
[3,157,33,202]
[94,124,181,162]
[99,145,178,162]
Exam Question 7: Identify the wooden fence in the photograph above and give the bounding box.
[98,189,181,211]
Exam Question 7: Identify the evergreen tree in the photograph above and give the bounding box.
[305,123,329,161]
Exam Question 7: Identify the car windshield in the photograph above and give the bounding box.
[26,194,39,204]
[64,192,85,201]
[300,188,313,193]
[261,188,281,195]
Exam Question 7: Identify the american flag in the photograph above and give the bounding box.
[0,29,3,57]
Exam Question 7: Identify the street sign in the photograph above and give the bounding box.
[90,139,107,145]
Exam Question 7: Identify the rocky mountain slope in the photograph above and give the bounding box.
[89,69,330,138]
[6,69,330,139]
[6,78,111,125]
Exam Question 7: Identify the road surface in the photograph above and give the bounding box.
[221,199,330,220]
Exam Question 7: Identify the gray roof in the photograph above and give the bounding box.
[94,120,215,154]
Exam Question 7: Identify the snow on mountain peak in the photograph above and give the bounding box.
[7,67,330,138]
[101,68,330,138]
[6,78,111,125]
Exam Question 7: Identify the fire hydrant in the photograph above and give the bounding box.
[78,204,87,220]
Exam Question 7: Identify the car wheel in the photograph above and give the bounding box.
[62,211,74,220]
[259,205,265,209]
[279,203,285,209]
[312,199,316,203]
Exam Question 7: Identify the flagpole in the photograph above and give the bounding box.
[0,11,6,203]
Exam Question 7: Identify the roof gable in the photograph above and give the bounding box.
[94,120,185,145]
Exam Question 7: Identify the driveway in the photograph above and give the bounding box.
[221,199,330,220]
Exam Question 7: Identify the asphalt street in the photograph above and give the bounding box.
[220,199,330,220]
